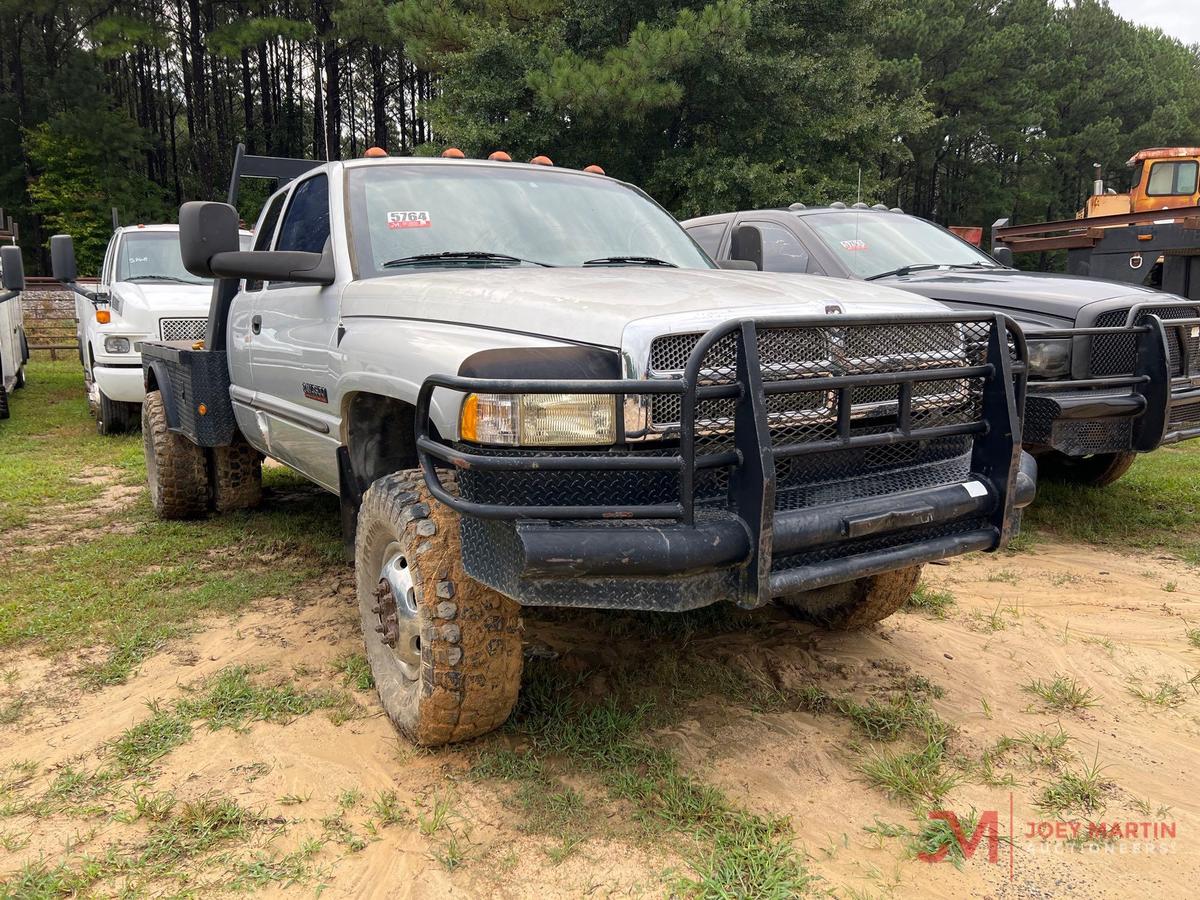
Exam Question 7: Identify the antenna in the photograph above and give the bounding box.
[112,207,120,231]
[857,167,862,204]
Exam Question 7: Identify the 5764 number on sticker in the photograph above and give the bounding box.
[388,211,431,229]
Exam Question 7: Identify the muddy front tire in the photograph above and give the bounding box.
[143,390,209,519]
[355,470,523,746]
[777,565,923,630]
[1038,450,1136,488]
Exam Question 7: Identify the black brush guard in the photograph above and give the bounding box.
[415,314,1034,611]
[1027,313,1200,453]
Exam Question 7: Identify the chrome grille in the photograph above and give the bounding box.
[1091,305,1200,377]
[643,322,973,438]
[159,317,208,342]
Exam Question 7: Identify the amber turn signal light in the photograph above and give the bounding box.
[95,309,111,324]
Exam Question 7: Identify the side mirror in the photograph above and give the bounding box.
[730,224,764,271]
[0,246,24,291]
[180,201,242,278]
[992,246,1014,267]
[50,234,77,283]
[717,259,759,271]
[208,249,334,285]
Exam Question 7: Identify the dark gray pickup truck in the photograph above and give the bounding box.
[685,206,1200,486]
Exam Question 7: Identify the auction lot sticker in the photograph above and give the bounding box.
[388,211,432,229]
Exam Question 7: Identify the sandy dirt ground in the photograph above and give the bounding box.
[2,513,1198,897]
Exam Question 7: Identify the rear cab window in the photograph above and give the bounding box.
[1146,160,1198,196]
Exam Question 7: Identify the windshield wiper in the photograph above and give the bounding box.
[381,251,554,268]
[125,275,202,284]
[582,256,677,267]
[865,263,944,281]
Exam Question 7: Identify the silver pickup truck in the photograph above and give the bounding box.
[137,146,1036,746]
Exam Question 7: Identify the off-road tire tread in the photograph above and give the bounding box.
[1040,450,1136,488]
[356,469,522,746]
[779,565,924,630]
[211,440,263,512]
[143,390,209,519]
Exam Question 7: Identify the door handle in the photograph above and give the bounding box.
[252,315,261,335]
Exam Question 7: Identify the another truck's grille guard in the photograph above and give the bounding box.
[415,313,1028,607]
[1031,315,1198,448]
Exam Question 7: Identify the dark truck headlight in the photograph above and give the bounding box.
[459,393,616,446]
[1027,338,1070,379]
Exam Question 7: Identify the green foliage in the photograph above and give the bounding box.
[24,111,169,274]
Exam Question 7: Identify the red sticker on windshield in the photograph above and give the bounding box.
[840,239,868,251]
[388,211,431,229]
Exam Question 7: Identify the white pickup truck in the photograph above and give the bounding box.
[51,224,249,434]
[138,146,1036,746]
[0,244,28,419]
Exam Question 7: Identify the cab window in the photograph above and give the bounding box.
[1146,160,1198,197]
[686,222,728,258]
[751,221,811,273]
[276,174,331,254]
[246,191,288,291]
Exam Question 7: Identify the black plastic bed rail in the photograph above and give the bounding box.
[415,313,1029,605]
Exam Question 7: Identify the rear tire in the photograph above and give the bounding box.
[211,439,263,512]
[777,565,924,630]
[143,390,209,519]
[14,366,24,390]
[97,390,138,435]
[1039,450,1136,488]
[355,469,523,746]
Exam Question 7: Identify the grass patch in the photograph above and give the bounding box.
[1037,752,1111,815]
[0,361,342,681]
[859,733,958,810]
[1127,673,1199,708]
[1187,627,1200,650]
[904,583,955,618]
[469,657,814,896]
[1023,443,1200,563]
[1021,674,1096,711]
[332,652,374,691]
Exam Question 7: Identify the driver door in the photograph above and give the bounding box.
[247,173,342,490]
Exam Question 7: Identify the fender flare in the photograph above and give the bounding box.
[143,360,182,429]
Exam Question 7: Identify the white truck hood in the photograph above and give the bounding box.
[341,268,950,348]
[111,281,212,317]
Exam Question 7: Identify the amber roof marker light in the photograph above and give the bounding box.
[583,164,605,175]
[529,155,553,166]
[441,147,466,159]
[488,151,512,161]
[364,146,388,158]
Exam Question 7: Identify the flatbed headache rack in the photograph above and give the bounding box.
[991,207,1200,301]
[139,144,321,447]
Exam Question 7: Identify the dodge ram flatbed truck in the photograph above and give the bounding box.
[139,145,1037,746]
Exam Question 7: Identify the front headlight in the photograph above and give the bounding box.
[460,393,616,446]
[104,336,132,354]
[1027,338,1070,380]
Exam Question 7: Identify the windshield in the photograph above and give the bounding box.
[345,164,714,276]
[803,212,999,279]
[116,231,210,285]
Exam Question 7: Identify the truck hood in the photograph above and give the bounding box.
[110,281,213,319]
[341,268,949,347]
[876,268,1159,327]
